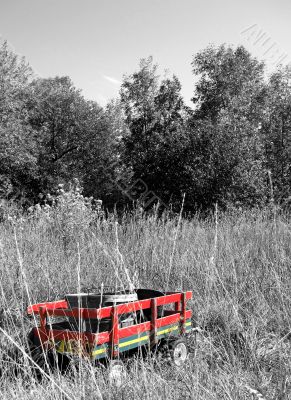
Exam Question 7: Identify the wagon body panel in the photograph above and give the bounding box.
[27,290,193,361]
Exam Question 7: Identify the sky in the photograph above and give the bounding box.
[0,0,290,107]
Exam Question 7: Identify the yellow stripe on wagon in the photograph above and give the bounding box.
[157,321,191,336]
[157,325,179,335]
[92,321,191,355]
[119,335,149,348]
[92,347,107,356]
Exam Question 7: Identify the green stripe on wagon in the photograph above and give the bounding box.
[118,319,192,352]
[119,334,149,348]
[119,334,150,352]
[91,319,192,357]
[91,344,108,358]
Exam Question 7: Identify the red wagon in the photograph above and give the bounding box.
[27,288,193,382]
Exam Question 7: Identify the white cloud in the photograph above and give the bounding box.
[103,75,121,85]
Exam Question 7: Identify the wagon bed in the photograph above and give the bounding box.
[27,289,193,366]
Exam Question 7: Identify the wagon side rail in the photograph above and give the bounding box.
[27,291,192,359]
[28,291,192,319]
[27,299,68,315]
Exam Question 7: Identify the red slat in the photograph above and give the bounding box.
[150,298,158,346]
[29,292,193,323]
[156,293,181,306]
[181,292,186,333]
[118,321,151,338]
[156,313,180,327]
[111,306,119,356]
[46,306,112,319]
[27,300,68,315]
[186,291,192,300]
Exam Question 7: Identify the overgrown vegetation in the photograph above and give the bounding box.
[0,197,290,398]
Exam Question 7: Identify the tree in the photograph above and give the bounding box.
[187,45,269,209]
[0,41,33,124]
[0,41,38,201]
[27,77,103,188]
[192,45,266,123]
[27,76,127,207]
[0,120,39,201]
[120,57,189,210]
[262,66,291,202]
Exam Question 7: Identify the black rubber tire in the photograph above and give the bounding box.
[168,338,188,366]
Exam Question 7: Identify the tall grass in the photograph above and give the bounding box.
[0,208,290,399]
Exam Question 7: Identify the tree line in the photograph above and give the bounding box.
[0,41,291,213]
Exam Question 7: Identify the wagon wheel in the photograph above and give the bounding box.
[168,338,188,366]
[108,360,127,387]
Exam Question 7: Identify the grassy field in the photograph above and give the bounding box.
[0,208,290,399]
